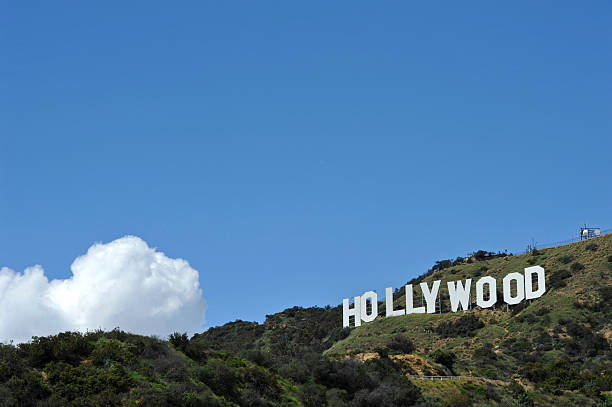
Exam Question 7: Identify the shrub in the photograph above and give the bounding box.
[519,361,548,383]
[169,332,189,352]
[328,327,352,343]
[599,286,612,302]
[91,339,136,367]
[435,314,484,338]
[326,388,349,407]
[570,262,585,273]
[374,346,389,359]
[45,361,133,403]
[431,350,457,372]
[517,313,537,324]
[196,359,240,401]
[241,365,281,401]
[298,382,326,407]
[316,359,376,394]
[559,255,574,264]
[585,243,598,251]
[0,344,25,382]
[563,321,609,357]
[473,343,497,363]
[184,341,208,363]
[351,381,420,407]
[444,389,472,407]
[485,384,502,402]
[21,332,93,368]
[541,359,584,393]
[241,349,274,368]
[387,335,415,354]
[549,269,571,289]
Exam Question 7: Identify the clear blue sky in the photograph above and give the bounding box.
[1,2,610,329]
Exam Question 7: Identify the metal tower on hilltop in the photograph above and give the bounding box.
[579,224,601,240]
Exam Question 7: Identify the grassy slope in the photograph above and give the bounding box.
[3,236,609,406]
[324,234,612,405]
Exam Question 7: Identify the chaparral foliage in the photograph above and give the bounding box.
[1,235,611,406]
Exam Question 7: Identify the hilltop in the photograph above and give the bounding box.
[1,235,610,406]
[192,234,612,406]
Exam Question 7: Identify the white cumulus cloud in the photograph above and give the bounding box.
[0,236,207,343]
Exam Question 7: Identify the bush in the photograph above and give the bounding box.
[241,349,274,368]
[279,361,310,383]
[169,332,189,352]
[585,243,598,251]
[473,343,497,363]
[563,321,609,357]
[351,381,420,407]
[184,341,208,362]
[503,338,534,362]
[431,350,456,372]
[326,388,349,407]
[559,255,574,264]
[570,262,585,273]
[91,339,136,367]
[519,362,548,383]
[599,286,612,302]
[21,332,93,368]
[241,365,281,401]
[196,359,240,401]
[45,360,133,404]
[0,344,26,382]
[315,359,376,395]
[541,359,583,392]
[435,314,484,338]
[549,269,571,289]
[298,382,326,407]
[517,313,537,324]
[387,336,415,354]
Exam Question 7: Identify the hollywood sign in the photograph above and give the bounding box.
[342,266,546,327]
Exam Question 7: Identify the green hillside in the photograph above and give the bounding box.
[1,235,611,406]
[192,234,612,406]
[324,234,612,405]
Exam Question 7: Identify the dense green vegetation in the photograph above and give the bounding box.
[0,329,301,406]
[325,235,612,406]
[1,235,611,406]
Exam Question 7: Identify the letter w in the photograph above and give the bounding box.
[447,279,472,312]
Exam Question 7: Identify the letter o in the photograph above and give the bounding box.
[476,276,497,308]
[503,272,525,305]
[360,291,378,323]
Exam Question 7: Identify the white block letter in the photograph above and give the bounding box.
[343,296,361,327]
[360,291,378,323]
[385,287,405,317]
[420,280,441,314]
[503,272,525,305]
[405,284,425,314]
[447,279,472,312]
[524,266,546,300]
[476,276,497,309]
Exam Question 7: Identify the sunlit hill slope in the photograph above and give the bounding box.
[1,235,610,406]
